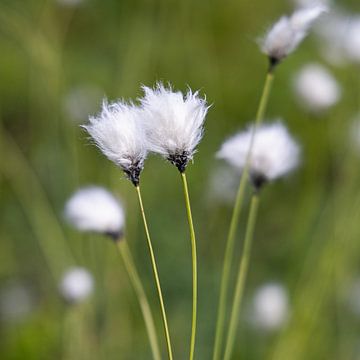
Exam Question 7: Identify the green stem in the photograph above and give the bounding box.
[180,172,198,360]
[223,193,260,360]
[212,71,274,360]
[135,185,174,360]
[116,240,162,360]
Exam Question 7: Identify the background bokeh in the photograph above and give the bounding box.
[1,0,360,359]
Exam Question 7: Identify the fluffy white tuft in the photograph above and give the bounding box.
[251,283,289,331]
[139,83,209,172]
[294,63,341,112]
[65,186,125,238]
[261,4,327,62]
[59,267,94,304]
[83,100,148,185]
[216,121,300,185]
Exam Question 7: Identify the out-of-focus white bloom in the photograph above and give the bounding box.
[59,267,93,304]
[0,282,35,323]
[261,5,327,64]
[216,122,300,189]
[63,85,103,123]
[251,283,289,331]
[84,101,148,185]
[293,63,341,112]
[315,11,351,67]
[344,17,360,63]
[139,83,209,172]
[56,0,84,6]
[65,186,125,239]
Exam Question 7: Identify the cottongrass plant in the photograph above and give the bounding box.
[217,121,300,360]
[212,6,325,359]
[65,186,161,360]
[140,83,209,360]
[83,102,174,359]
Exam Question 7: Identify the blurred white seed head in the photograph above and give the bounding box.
[293,63,341,112]
[292,0,330,7]
[315,11,352,66]
[83,101,148,185]
[56,0,85,6]
[65,186,125,240]
[349,114,360,154]
[63,85,103,123]
[0,282,35,324]
[216,121,301,189]
[261,4,327,65]
[207,164,239,205]
[344,17,360,63]
[59,267,94,304]
[139,82,209,172]
[251,283,289,331]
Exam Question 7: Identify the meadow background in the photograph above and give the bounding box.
[1,0,360,359]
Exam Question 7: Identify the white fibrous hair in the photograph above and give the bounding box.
[294,63,341,112]
[216,121,300,188]
[139,83,209,172]
[59,267,94,304]
[251,283,289,331]
[65,186,125,239]
[83,101,148,185]
[261,4,327,64]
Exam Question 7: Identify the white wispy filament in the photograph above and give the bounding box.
[216,121,300,188]
[65,186,125,239]
[59,267,94,304]
[140,83,209,172]
[83,101,148,185]
[261,4,327,65]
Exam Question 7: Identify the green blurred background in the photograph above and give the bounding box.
[1,0,360,359]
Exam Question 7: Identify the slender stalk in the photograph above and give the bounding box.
[180,172,198,360]
[223,193,260,360]
[116,240,162,360]
[212,71,274,360]
[135,185,174,360]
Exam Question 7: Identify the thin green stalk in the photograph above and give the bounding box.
[223,193,260,360]
[135,185,174,360]
[180,172,198,360]
[116,240,161,360]
[212,71,274,360]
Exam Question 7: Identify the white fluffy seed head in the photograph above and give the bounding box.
[294,63,341,112]
[65,186,125,239]
[83,101,148,185]
[261,4,327,64]
[216,121,300,187]
[59,267,94,304]
[139,82,209,172]
[251,283,289,331]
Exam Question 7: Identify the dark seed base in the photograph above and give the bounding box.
[167,151,190,173]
